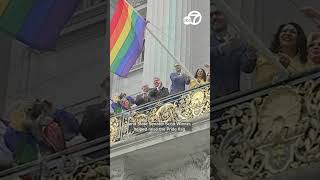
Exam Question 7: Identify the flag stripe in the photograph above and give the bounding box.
[110,1,128,49]
[111,12,137,71]
[17,0,56,45]
[110,0,147,77]
[110,7,133,64]
[0,0,79,50]
[116,36,141,76]
[0,0,10,16]
[110,0,124,36]
[26,0,80,49]
[0,0,35,35]
[116,18,146,76]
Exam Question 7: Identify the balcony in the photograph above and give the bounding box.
[0,84,209,179]
[211,69,320,179]
[110,84,210,178]
[0,136,109,179]
[110,84,210,145]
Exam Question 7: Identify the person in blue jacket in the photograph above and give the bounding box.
[170,64,190,94]
[211,10,257,98]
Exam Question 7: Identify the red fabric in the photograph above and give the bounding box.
[110,0,129,49]
[42,121,65,152]
[110,0,124,35]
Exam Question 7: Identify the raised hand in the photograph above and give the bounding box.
[301,7,320,19]
[278,53,291,68]
[246,45,258,60]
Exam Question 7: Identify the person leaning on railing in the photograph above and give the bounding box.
[149,77,169,101]
[135,85,152,106]
[255,22,310,86]
[111,93,136,114]
[189,68,208,89]
[170,64,191,94]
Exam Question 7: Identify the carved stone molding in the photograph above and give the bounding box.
[149,151,210,180]
[111,167,123,180]
[42,157,109,180]
[211,80,320,179]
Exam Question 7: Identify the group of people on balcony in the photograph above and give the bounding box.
[111,64,210,114]
[211,6,320,98]
[0,99,79,171]
[0,96,109,173]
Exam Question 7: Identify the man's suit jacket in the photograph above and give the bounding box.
[135,93,151,106]
[149,87,169,100]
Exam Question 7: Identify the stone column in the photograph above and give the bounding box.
[5,41,31,111]
[0,33,12,116]
[143,0,209,88]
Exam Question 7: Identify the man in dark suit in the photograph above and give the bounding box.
[135,85,152,106]
[149,77,169,100]
[170,64,190,94]
[211,10,257,98]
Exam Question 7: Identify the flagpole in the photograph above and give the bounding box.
[124,0,200,84]
[25,47,32,98]
[146,27,199,84]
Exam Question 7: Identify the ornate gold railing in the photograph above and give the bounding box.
[0,136,109,179]
[111,84,210,144]
[211,69,320,179]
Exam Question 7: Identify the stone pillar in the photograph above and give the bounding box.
[0,33,12,116]
[5,41,31,111]
[189,0,210,73]
[143,0,209,88]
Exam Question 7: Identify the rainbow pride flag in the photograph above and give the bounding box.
[110,0,147,77]
[0,0,80,50]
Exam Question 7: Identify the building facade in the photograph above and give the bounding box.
[1,0,320,179]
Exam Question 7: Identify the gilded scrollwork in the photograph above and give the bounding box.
[110,117,121,143]
[45,160,109,180]
[110,85,210,144]
[212,80,320,179]
[72,161,109,180]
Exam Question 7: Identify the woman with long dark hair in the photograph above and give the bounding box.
[189,68,208,89]
[256,22,309,85]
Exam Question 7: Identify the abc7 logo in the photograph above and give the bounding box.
[183,11,202,25]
